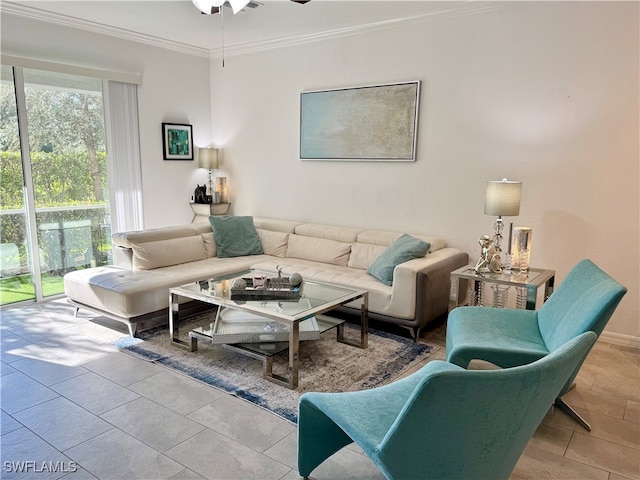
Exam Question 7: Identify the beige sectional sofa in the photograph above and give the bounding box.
[63,217,467,339]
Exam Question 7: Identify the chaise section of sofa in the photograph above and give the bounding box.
[64,222,273,335]
[64,217,467,338]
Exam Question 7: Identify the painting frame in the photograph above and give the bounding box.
[162,123,194,161]
[300,81,420,162]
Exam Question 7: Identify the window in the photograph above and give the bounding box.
[0,66,111,304]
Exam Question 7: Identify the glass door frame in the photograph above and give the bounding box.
[10,66,45,303]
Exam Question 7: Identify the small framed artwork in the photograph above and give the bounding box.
[162,123,193,160]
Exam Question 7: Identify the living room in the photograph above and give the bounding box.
[2,1,637,346]
[1,1,638,479]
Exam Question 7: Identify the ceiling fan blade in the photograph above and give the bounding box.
[228,0,251,14]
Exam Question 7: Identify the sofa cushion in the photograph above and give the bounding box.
[257,229,289,257]
[208,215,264,258]
[253,217,301,233]
[356,230,402,247]
[131,235,208,270]
[348,243,387,270]
[357,230,446,252]
[202,232,217,257]
[113,225,199,249]
[64,255,270,319]
[286,234,351,267]
[294,223,363,243]
[367,234,430,286]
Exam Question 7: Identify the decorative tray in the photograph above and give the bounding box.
[230,275,302,301]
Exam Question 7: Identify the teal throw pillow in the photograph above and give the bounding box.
[367,234,430,286]
[208,215,264,258]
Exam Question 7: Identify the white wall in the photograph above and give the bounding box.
[1,13,212,228]
[209,2,639,342]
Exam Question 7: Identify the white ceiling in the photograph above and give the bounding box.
[2,1,502,57]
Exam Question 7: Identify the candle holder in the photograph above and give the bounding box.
[512,227,532,273]
[215,176,228,203]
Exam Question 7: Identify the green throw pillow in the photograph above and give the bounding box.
[208,215,264,258]
[367,234,430,286]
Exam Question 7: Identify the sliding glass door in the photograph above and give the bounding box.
[0,65,112,305]
[0,66,35,303]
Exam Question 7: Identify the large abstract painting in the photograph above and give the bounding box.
[300,81,420,161]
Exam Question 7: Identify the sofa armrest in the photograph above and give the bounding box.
[415,250,469,327]
[113,246,133,269]
[390,248,468,325]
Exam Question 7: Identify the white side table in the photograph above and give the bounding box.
[449,265,555,311]
[190,203,231,223]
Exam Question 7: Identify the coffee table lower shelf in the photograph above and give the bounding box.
[188,315,347,389]
[169,273,369,390]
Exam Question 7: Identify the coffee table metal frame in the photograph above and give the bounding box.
[168,272,369,389]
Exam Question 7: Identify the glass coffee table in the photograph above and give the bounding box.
[168,271,369,389]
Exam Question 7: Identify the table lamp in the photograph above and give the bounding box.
[484,178,522,268]
[198,147,218,200]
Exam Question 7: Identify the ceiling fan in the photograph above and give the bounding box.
[193,0,310,15]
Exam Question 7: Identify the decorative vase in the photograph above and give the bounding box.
[512,227,532,273]
[215,177,228,203]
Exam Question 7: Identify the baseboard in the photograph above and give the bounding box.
[599,331,640,350]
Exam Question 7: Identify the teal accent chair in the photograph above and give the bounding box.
[298,332,597,480]
[446,259,627,431]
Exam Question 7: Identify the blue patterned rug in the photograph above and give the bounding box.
[114,314,436,423]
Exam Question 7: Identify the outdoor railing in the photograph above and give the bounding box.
[0,204,112,278]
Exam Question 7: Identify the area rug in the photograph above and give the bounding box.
[113,313,437,423]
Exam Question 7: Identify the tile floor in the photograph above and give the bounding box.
[1,298,638,480]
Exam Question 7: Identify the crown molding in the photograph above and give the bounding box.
[210,3,507,60]
[1,1,508,61]
[0,2,210,58]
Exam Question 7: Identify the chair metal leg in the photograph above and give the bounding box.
[554,397,592,432]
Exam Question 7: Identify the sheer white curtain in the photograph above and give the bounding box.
[103,80,144,232]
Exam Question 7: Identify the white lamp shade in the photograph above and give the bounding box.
[198,148,218,169]
[484,179,522,216]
